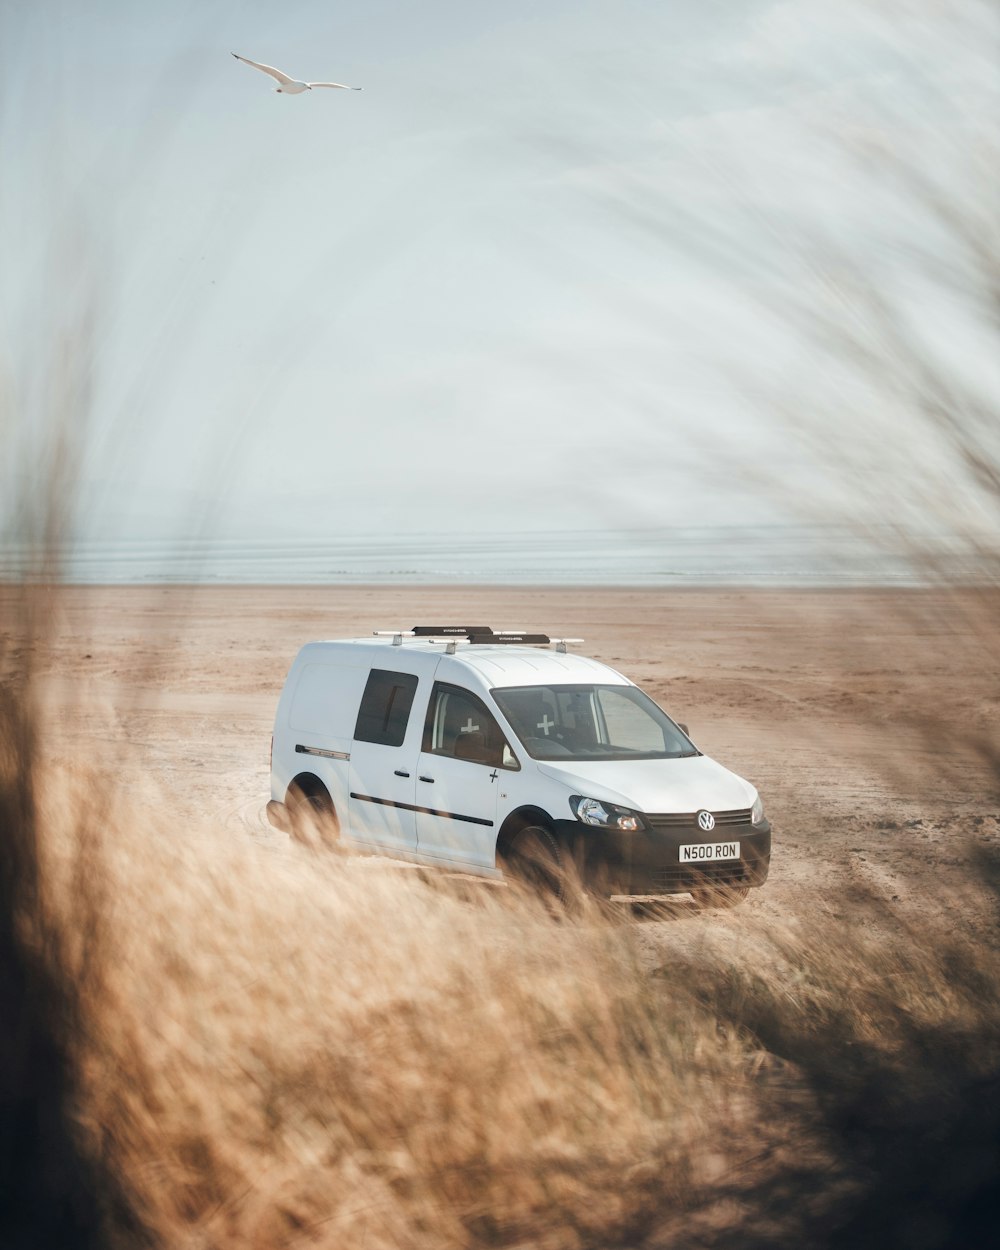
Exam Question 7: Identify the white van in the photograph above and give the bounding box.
[267,626,771,906]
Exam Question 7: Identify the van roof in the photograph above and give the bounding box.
[442,644,622,689]
[301,637,629,691]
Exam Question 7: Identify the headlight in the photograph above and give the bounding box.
[570,795,643,832]
[751,794,765,826]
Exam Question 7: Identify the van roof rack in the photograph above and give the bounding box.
[372,626,584,653]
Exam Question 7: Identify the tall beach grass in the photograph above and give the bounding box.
[2,583,1000,1249]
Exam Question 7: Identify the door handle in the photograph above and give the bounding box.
[394,770,410,778]
[419,775,434,784]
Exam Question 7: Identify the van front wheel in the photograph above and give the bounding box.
[500,825,568,905]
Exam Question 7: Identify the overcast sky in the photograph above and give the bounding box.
[1,0,996,551]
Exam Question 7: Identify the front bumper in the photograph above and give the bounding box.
[553,817,771,896]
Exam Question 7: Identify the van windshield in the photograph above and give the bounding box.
[491,684,698,762]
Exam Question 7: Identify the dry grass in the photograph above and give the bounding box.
[3,588,1000,1250]
[28,763,755,1249]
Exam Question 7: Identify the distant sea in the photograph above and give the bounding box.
[0,525,941,586]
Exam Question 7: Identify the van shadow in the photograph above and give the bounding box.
[363,860,706,923]
[617,896,702,923]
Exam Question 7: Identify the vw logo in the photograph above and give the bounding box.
[697,810,716,832]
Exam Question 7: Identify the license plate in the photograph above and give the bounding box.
[679,841,740,863]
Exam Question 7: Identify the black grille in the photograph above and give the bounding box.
[647,862,750,892]
[646,808,753,832]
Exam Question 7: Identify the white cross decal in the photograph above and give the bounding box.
[537,713,555,736]
[461,716,480,734]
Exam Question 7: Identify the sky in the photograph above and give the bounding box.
[1,0,997,558]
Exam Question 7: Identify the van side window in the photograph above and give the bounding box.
[354,669,419,747]
[423,682,519,769]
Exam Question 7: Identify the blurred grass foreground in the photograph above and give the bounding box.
[2,583,1000,1250]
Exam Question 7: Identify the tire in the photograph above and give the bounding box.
[500,824,569,906]
[286,781,339,849]
[690,884,750,910]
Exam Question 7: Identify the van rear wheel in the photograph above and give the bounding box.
[286,780,339,849]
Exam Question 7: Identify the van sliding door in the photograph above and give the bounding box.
[347,668,421,853]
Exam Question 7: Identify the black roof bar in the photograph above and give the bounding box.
[410,625,493,637]
[410,626,552,645]
[373,626,581,650]
[468,632,550,645]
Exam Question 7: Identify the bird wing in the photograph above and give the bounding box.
[232,53,295,86]
[308,81,363,90]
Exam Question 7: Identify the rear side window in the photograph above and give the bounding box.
[354,669,418,747]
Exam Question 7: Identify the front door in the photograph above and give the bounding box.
[415,682,520,868]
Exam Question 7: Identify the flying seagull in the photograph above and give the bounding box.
[232,52,362,93]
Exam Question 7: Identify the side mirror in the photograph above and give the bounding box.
[677,722,689,737]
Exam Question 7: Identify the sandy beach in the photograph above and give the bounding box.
[5,579,1000,1247]
[22,582,1000,939]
